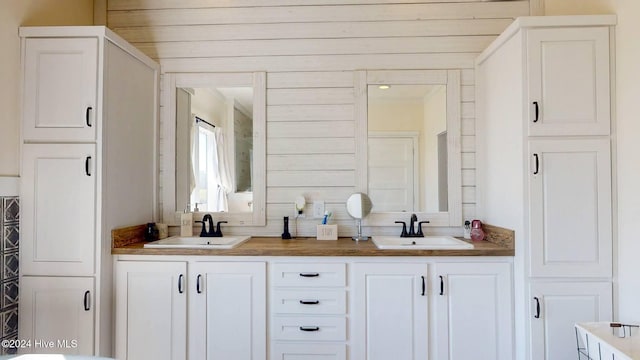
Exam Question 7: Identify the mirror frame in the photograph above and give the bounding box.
[161,72,266,226]
[354,69,462,227]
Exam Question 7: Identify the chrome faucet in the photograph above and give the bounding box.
[395,214,430,238]
[197,214,227,237]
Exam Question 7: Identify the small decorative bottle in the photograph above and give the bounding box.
[463,220,471,239]
[470,219,485,241]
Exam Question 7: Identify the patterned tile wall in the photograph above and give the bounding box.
[0,197,18,355]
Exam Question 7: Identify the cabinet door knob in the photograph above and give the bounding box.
[86,107,93,127]
[83,290,91,311]
[534,297,541,319]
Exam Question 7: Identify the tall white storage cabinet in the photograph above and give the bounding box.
[19,27,159,356]
[475,16,616,360]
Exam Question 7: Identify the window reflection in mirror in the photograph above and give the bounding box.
[367,84,447,213]
[175,87,253,213]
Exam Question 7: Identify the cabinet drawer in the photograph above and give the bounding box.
[271,316,346,341]
[271,343,346,360]
[271,263,346,287]
[273,289,346,314]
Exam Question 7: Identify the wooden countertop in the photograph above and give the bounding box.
[111,236,514,257]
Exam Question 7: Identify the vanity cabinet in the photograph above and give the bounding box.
[115,261,187,360]
[351,262,429,360]
[475,15,616,360]
[270,262,347,360]
[19,26,159,356]
[432,262,513,360]
[115,256,513,360]
[115,259,266,360]
[189,261,266,360]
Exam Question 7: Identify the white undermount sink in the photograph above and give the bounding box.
[371,236,473,250]
[143,235,251,249]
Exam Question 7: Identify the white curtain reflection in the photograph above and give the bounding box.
[212,126,233,210]
[190,119,233,212]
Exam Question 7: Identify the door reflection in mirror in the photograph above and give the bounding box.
[367,84,448,213]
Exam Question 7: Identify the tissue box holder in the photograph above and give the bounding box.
[316,225,338,240]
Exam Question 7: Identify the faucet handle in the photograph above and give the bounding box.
[195,220,208,237]
[214,221,228,237]
[417,221,430,237]
[395,221,408,238]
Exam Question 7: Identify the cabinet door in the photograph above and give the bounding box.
[21,144,96,276]
[23,37,98,142]
[189,262,266,360]
[18,276,94,355]
[527,27,610,136]
[529,139,612,277]
[115,261,187,360]
[433,262,513,360]
[530,281,612,360]
[352,263,428,360]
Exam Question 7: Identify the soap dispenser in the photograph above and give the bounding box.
[180,205,193,237]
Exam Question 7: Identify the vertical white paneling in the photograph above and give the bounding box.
[447,70,463,226]
[252,72,267,226]
[353,71,368,194]
[108,0,531,234]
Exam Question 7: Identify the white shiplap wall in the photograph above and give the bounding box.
[107,0,529,236]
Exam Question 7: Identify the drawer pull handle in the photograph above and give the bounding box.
[534,297,541,319]
[439,275,444,296]
[532,101,539,123]
[299,300,320,305]
[86,106,93,127]
[178,274,184,294]
[299,326,320,332]
[196,274,202,294]
[83,290,91,311]
[85,156,92,176]
[421,275,426,296]
[299,273,320,277]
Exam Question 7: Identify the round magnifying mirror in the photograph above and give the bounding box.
[346,193,372,241]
